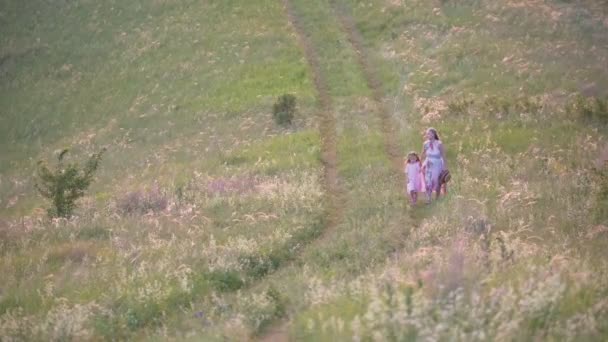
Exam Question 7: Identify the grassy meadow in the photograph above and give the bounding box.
[1,0,608,340]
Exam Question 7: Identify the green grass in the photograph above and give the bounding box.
[290,0,371,97]
[0,0,319,218]
[0,0,313,170]
[223,130,321,174]
[338,130,389,180]
[2,0,608,340]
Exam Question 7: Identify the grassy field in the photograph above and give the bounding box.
[1,0,608,340]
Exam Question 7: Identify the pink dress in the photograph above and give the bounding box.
[405,162,423,193]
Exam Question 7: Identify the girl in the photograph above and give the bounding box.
[404,151,423,205]
[421,127,447,204]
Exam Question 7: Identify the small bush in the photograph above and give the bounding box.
[264,286,287,322]
[208,270,244,292]
[272,94,296,126]
[240,254,277,279]
[35,148,105,218]
[249,286,288,335]
[125,304,162,330]
[93,313,129,341]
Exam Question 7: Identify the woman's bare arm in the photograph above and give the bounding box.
[439,142,447,169]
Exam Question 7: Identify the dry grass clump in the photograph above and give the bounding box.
[0,168,325,340]
[116,185,168,215]
[297,226,608,340]
[566,95,608,124]
[0,219,23,250]
[205,175,260,197]
[2,0,608,340]
[0,300,104,342]
[288,97,607,340]
[47,241,98,264]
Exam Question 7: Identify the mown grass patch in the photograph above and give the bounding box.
[0,0,317,220]
[290,0,371,97]
[337,130,389,181]
[222,130,321,174]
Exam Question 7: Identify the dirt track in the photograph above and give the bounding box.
[281,0,344,233]
[330,0,403,181]
[259,1,411,340]
[258,1,345,341]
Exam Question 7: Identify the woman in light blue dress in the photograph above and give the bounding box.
[421,127,447,203]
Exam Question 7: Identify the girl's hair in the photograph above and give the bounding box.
[427,127,440,140]
[407,151,420,163]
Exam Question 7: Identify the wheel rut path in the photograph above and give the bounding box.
[258,1,410,340]
[282,0,344,231]
[258,1,345,341]
[330,0,403,182]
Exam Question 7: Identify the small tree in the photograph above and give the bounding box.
[272,94,296,126]
[35,148,105,218]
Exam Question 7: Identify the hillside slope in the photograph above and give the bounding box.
[1,0,607,340]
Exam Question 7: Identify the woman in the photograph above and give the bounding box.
[421,127,447,203]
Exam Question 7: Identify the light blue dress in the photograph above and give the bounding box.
[423,140,444,191]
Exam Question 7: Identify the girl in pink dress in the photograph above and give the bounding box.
[404,151,423,205]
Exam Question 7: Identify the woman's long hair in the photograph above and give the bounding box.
[427,127,440,141]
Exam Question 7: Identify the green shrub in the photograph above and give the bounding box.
[263,286,287,325]
[125,303,162,330]
[272,94,296,126]
[240,254,277,279]
[209,270,244,292]
[251,286,288,335]
[35,148,105,218]
[93,313,129,341]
